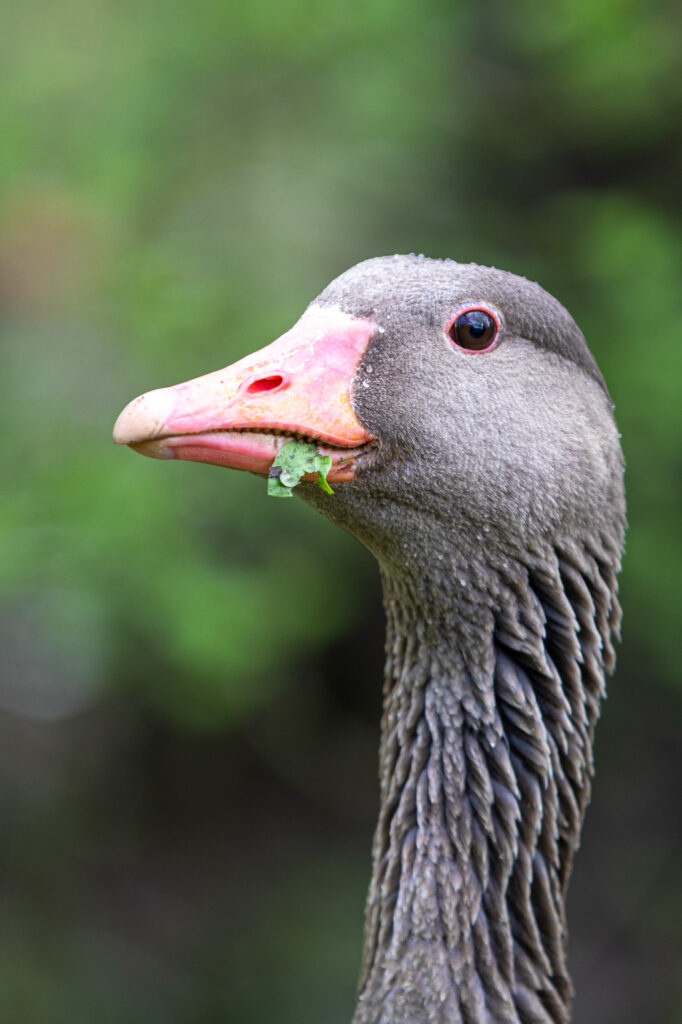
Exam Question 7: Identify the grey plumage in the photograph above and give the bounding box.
[115,253,626,1023]
[297,256,625,1023]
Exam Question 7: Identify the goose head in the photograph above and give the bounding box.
[114,255,624,574]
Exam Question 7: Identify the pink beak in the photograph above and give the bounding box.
[113,306,377,483]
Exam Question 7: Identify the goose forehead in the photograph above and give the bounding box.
[314,255,607,392]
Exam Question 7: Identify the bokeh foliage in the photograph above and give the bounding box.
[0,1,680,1021]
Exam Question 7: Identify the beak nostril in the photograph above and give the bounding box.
[246,374,287,395]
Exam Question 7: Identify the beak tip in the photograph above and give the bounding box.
[113,388,177,446]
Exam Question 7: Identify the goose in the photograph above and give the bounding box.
[114,255,625,1024]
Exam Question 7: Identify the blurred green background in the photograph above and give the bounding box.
[1,1,680,1021]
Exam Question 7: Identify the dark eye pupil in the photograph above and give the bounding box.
[450,310,497,351]
[464,314,487,338]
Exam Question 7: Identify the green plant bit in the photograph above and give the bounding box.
[267,440,334,497]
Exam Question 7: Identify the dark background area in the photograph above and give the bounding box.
[1,1,680,1021]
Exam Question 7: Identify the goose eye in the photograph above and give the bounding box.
[448,309,499,352]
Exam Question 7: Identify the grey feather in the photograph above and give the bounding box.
[297,256,625,1023]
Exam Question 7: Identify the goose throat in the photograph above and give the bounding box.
[355,533,621,1024]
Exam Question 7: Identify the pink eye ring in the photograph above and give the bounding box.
[447,306,500,353]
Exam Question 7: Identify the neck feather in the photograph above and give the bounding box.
[354,532,621,1024]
